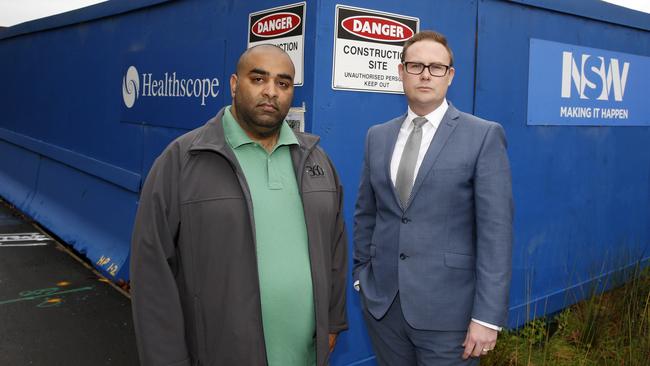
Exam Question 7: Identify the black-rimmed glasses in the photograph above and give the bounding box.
[403,62,451,77]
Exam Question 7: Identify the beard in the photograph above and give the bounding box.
[233,97,288,138]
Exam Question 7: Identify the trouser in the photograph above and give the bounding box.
[362,294,479,366]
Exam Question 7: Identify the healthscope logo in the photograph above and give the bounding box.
[121,65,220,108]
[122,66,139,108]
[561,52,629,102]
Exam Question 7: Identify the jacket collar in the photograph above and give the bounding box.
[385,102,461,211]
[189,106,320,155]
[406,102,460,209]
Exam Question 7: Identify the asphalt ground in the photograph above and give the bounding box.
[0,199,139,365]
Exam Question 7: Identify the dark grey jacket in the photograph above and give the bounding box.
[130,107,348,366]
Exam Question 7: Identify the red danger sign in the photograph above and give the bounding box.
[252,12,301,38]
[248,2,306,86]
[341,16,413,42]
[332,5,419,93]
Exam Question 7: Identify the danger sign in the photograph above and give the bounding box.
[332,5,419,93]
[341,16,414,42]
[249,2,306,86]
[252,12,301,38]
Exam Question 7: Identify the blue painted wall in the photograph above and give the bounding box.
[475,0,650,327]
[1,0,649,364]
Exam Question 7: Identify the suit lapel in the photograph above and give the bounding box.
[383,114,406,209]
[407,105,460,208]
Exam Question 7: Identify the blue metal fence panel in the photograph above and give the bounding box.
[1,0,650,363]
[475,0,650,328]
[0,0,225,280]
[0,140,40,208]
[509,0,650,32]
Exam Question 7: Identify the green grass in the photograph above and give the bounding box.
[483,266,650,366]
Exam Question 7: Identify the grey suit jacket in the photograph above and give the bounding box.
[353,103,513,330]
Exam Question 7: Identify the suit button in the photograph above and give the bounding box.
[399,253,407,260]
[401,217,410,224]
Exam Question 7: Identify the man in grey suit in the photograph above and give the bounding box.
[353,30,513,365]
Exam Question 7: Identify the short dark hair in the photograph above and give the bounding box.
[401,30,454,66]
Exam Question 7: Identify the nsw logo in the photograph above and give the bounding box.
[122,66,140,108]
[561,52,630,101]
[341,16,413,42]
[252,12,301,38]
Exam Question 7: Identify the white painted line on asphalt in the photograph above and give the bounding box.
[0,232,51,242]
[0,242,49,247]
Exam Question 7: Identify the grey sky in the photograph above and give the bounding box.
[0,0,107,27]
[602,0,650,14]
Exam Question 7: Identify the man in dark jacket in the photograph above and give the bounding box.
[130,44,348,366]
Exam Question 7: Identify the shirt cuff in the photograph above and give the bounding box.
[471,318,502,331]
[353,280,360,292]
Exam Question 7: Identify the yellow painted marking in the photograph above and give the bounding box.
[96,256,111,266]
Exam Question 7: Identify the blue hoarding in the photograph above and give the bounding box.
[2,0,650,364]
[528,38,650,126]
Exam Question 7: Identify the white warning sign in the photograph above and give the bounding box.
[332,5,419,93]
[249,2,306,86]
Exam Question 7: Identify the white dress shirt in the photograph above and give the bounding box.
[355,99,501,331]
[390,101,448,186]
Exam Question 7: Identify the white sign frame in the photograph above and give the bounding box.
[332,4,419,94]
[248,2,306,86]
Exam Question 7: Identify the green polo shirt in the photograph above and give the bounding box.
[222,106,315,366]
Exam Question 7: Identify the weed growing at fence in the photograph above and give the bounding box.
[482,265,650,366]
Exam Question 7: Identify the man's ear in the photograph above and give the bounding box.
[447,67,455,86]
[230,74,238,98]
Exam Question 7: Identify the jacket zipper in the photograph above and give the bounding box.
[296,147,323,364]
[191,141,321,365]
[189,146,269,366]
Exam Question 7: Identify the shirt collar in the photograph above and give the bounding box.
[223,105,298,150]
[403,99,449,131]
